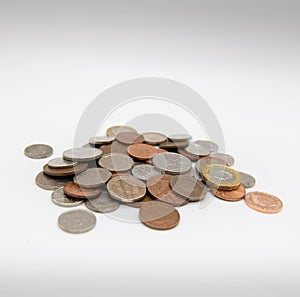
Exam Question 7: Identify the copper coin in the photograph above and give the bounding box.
[115,132,144,145]
[127,143,158,160]
[195,156,226,176]
[194,140,219,152]
[142,132,167,145]
[99,153,134,172]
[139,201,180,230]
[24,144,53,159]
[168,134,192,141]
[35,172,72,191]
[212,185,246,202]
[146,175,188,206]
[100,142,129,155]
[73,168,112,188]
[209,152,234,166]
[63,182,102,199]
[244,191,283,214]
[160,140,189,150]
[177,148,199,162]
[107,175,146,202]
[63,147,103,162]
[106,125,137,137]
[125,194,154,208]
[43,162,88,177]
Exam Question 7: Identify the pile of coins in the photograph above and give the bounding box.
[25,125,283,233]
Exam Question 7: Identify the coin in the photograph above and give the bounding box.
[139,201,180,230]
[58,209,96,234]
[24,144,53,159]
[159,140,189,150]
[100,142,129,155]
[125,194,154,208]
[99,153,134,172]
[170,175,207,202]
[48,157,77,169]
[110,171,132,178]
[63,182,102,199]
[209,153,234,166]
[185,143,210,157]
[106,125,137,137]
[35,172,72,191]
[168,134,192,141]
[132,164,161,181]
[127,143,158,160]
[244,191,283,214]
[63,147,103,162]
[152,152,192,174]
[85,190,120,213]
[195,157,226,176]
[202,164,241,190]
[147,175,188,206]
[239,171,256,188]
[107,175,146,202]
[212,185,246,202]
[74,168,112,188]
[43,162,88,177]
[194,140,218,152]
[177,149,199,162]
[51,187,84,207]
[142,132,167,145]
[115,132,144,145]
[89,136,115,145]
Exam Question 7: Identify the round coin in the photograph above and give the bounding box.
[168,134,192,141]
[209,152,235,166]
[58,209,96,234]
[51,187,84,207]
[64,182,102,199]
[24,144,53,159]
[89,136,115,145]
[177,149,200,162]
[159,140,189,150]
[132,164,161,181]
[195,156,226,176]
[239,171,256,188]
[74,168,112,188]
[98,153,134,172]
[194,140,219,152]
[63,147,103,162]
[100,142,129,155]
[125,195,154,208]
[106,125,137,137]
[127,143,158,160]
[85,190,120,213]
[35,172,72,191]
[212,185,246,202]
[142,132,167,145]
[48,157,77,169]
[43,162,88,177]
[185,143,210,157]
[115,132,144,145]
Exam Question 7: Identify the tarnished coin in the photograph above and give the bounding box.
[24,144,53,159]
[115,132,144,145]
[177,149,200,162]
[106,125,137,137]
[127,143,158,160]
[202,164,241,190]
[85,190,120,213]
[99,153,134,172]
[48,157,77,169]
[185,143,210,157]
[58,209,96,234]
[160,140,189,150]
[89,136,115,145]
[152,152,192,174]
[209,152,235,166]
[239,171,256,188]
[35,172,72,191]
[194,140,219,152]
[63,147,103,162]
[74,168,112,188]
[100,142,129,155]
[64,182,101,199]
[132,164,161,181]
[43,162,88,177]
[195,157,226,176]
[244,192,283,214]
[107,175,146,202]
[142,132,167,145]
[170,175,207,202]
[212,185,246,201]
[168,134,192,141]
[125,194,154,208]
[51,187,83,207]
[139,201,180,230]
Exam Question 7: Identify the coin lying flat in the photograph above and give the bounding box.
[132,164,161,181]
[159,140,189,150]
[85,190,120,213]
[58,209,96,234]
[89,136,115,145]
[35,172,72,191]
[142,132,167,145]
[64,182,101,199]
[43,162,88,177]
[139,201,180,230]
[51,187,84,207]
[244,192,283,214]
[185,143,210,157]
[106,125,137,137]
[115,132,144,145]
[74,168,112,188]
[209,153,234,166]
[125,195,154,208]
[212,185,246,202]
[194,140,219,152]
[168,134,192,141]
[98,153,134,172]
[24,144,53,159]
[100,142,129,155]
[177,149,200,162]
[63,147,103,162]
[239,171,256,188]
[195,157,226,176]
[48,157,77,169]
[127,143,158,160]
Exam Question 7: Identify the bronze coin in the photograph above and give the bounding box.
[142,132,167,145]
[99,153,134,172]
[195,156,226,176]
[177,149,199,162]
[159,140,189,150]
[244,191,283,214]
[73,168,112,188]
[63,182,102,199]
[43,162,88,177]
[139,201,180,230]
[35,172,72,191]
[146,175,188,207]
[100,141,129,155]
[125,194,154,208]
[127,143,158,160]
[115,132,144,145]
[212,185,246,202]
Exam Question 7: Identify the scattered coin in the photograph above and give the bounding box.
[51,187,84,207]
[74,168,112,188]
[85,190,120,213]
[177,148,200,162]
[89,136,115,145]
[100,142,129,155]
[58,209,96,234]
[194,140,219,152]
[239,171,256,188]
[64,182,102,199]
[35,172,72,191]
[244,191,283,214]
[115,132,144,145]
[160,140,189,150]
[132,164,161,181]
[168,134,192,141]
[185,143,210,157]
[43,162,88,177]
[106,125,137,137]
[142,132,167,145]
[195,157,226,176]
[48,157,77,169]
[125,195,154,208]
[212,184,246,202]
[99,153,134,172]
[209,153,234,166]
[24,144,53,159]
[63,147,103,162]
[127,143,158,160]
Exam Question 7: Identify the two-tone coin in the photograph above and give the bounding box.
[25,144,53,159]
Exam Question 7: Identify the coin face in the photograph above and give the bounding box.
[142,132,167,145]
[244,192,283,214]
[170,175,207,202]
[73,168,112,188]
[24,144,53,159]
[58,209,96,234]
[106,125,137,137]
[132,164,161,181]
[85,190,120,213]
[139,201,180,230]
[63,182,102,199]
[63,147,103,162]
[89,136,115,145]
[115,132,144,145]
[100,142,129,155]
[107,175,146,202]
[185,143,210,157]
[35,172,72,191]
[195,157,226,176]
[125,195,154,208]
[152,152,192,174]
[194,140,218,152]
[98,153,134,172]
[209,153,234,166]
[212,185,246,201]
[168,134,192,141]
[159,140,189,150]
[51,187,84,207]
[43,162,88,177]
[127,143,158,160]
[239,171,256,188]
[48,157,77,169]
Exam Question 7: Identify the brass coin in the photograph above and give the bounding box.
[63,147,103,162]
[74,168,112,188]
[115,132,144,145]
[24,144,53,159]
[106,125,137,137]
[142,132,167,145]
[64,182,102,199]
[35,172,72,191]
[43,162,88,177]
[212,185,246,202]
[98,153,134,172]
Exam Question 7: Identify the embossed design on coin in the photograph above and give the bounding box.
[43,162,88,177]
[194,140,219,152]
[99,153,134,172]
[85,190,120,213]
[64,182,101,199]
[195,157,226,176]
[35,172,72,191]
[24,144,53,159]
[51,187,83,207]
[115,132,144,145]
[48,157,77,169]
[239,171,256,188]
[127,143,158,160]
[63,147,103,162]
[58,209,96,234]
[106,125,137,137]
[177,149,199,162]
[74,168,112,188]
[185,143,210,157]
[209,153,234,166]
[142,132,167,145]
[132,164,161,181]
[212,185,245,201]
[89,136,115,145]
[168,134,192,141]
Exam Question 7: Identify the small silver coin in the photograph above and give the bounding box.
[24,144,53,159]
[98,153,134,172]
[132,164,161,181]
[209,152,235,166]
[168,134,192,141]
[74,168,112,188]
[85,190,120,213]
[82,143,95,148]
[185,143,210,156]
[51,187,83,207]
[194,140,219,152]
[57,209,96,234]
[142,132,167,145]
[239,171,256,188]
[48,157,77,169]
[63,147,103,162]
[89,136,115,145]
[35,172,72,191]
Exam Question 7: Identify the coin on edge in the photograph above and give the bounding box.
[212,185,246,202]
[85,190,120,213]
[51,187,83,207]
[99,153,134,172]
[43,162,88,177]
[24,144,53,159]
[142,132,167,145]
[35,172,72,191]
[64,182,102,199]
[239,171,256,188]
[168,134,192,141]
[74,168,112,188]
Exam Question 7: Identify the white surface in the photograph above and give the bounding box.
[1,1,300,297]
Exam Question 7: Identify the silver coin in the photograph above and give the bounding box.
[168,134,192,141]
[24,144,53,159]
[57,209,96,234]
[152,152,192,174]
[85,190,120,213]
[89,136,115,145]
[63,147,103,162]
[185,143,210,156]
[51,187,83,207]
[239,171,256,188]
[35,172,72,191]
[132,164,161,181]
[82,143,95,148]
[48,157,77,169]
[98,153,134,172]
[195,157,226,176]
[194,140,218,152]
[209,152,235,166]
[142,132,167,145]
[74,168,112,188]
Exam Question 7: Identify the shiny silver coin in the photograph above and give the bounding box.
[48,157,77,169]
[24,144,53,159]
[132,164,161,181]
[35,172,72,191]
[57,209,96,234]
[194,140,218,152]
[51,187,83,207]
[142,132,167,145]
[152,152,192,174]
[85,190,120,213]
[74,168,112,188]
[89,136,115,145]
[239,171,256,188]
[98,153,134,172]
[63,147,103,162]
[168,134,192,141]
[185,143,210,156]
[209,152,235,166]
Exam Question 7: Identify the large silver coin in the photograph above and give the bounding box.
[98,153,134,172]
[209,152,235,166]
[48,157,77,169]
[239,171,256,188]
[185,143,210,156]
[74,168,112,188]
[152,152,192,174]
[142,132,167,145]
[35,172,72,191]
[24,144,53,159]
[58,209,96,234]
[168,134,192,141]
[89,136,115,145]
[194,140,219,152]
[132,164,161,181]
[85,190,120,213]
[51,187,83,207]
[63,147,102,162]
